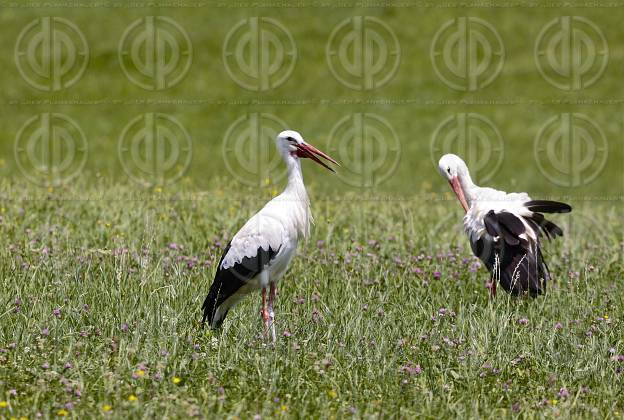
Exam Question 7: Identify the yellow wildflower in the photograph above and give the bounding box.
[280,404,288,412]
[604,314,609,319]
[172,376,182,385]
[134,369,145,377]
[551,399,558,405]
[57,409,68,416]
[102,404,112,412]
[327,389,337,398]
[128,395,137,402]
[0,401,8,408]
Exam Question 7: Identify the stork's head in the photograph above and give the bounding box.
[438,154,471,213]
[276,130,338,172]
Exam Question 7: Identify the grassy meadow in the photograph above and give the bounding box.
[0,1,623,418]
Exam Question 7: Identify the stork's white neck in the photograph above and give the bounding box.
[459,169,478,206]
[281,156,311,239]
[284,157,307,196]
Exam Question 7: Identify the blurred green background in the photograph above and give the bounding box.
[0,1,622,199]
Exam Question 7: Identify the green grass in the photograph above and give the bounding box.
[0,182,622,418]
[0,1,623,418]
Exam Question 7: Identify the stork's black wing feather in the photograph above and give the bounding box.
[524,200,572,214]
[526,208,565,239]
[479,211,548,297]
[473,200,570,297]
[497,212,526,237]
[485,211,523,246]
[202,243,280,329]
[497,244,548,297]
[484,210,502,237]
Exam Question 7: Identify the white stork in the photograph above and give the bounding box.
[437,154,571,297]
[202,130,338,341]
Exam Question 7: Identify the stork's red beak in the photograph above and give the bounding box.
[295,142,339,173]
[449,176,469,213]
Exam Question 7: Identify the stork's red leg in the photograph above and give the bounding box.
[268,283,277,343]
[489,278,497,298]
[261,287,270,335]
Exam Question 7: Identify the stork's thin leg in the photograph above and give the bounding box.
[268,283,277,343]
[489,278,497,298]
[261,287,270,336]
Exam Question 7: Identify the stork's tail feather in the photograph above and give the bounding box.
[524,200,572,214]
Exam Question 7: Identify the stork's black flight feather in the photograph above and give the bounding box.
[477,201,571,297]
[202,243,280,329]
[524,200,572,214]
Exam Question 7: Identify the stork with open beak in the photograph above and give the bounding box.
[202,130,338,342]
[437,154,571,297]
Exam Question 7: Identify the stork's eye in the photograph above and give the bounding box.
[447,167,451,174]
[286,136,296,143]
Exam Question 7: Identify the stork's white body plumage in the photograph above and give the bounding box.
[202,130,337,340]
[463,188,535,244]
[438,154,571,297]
